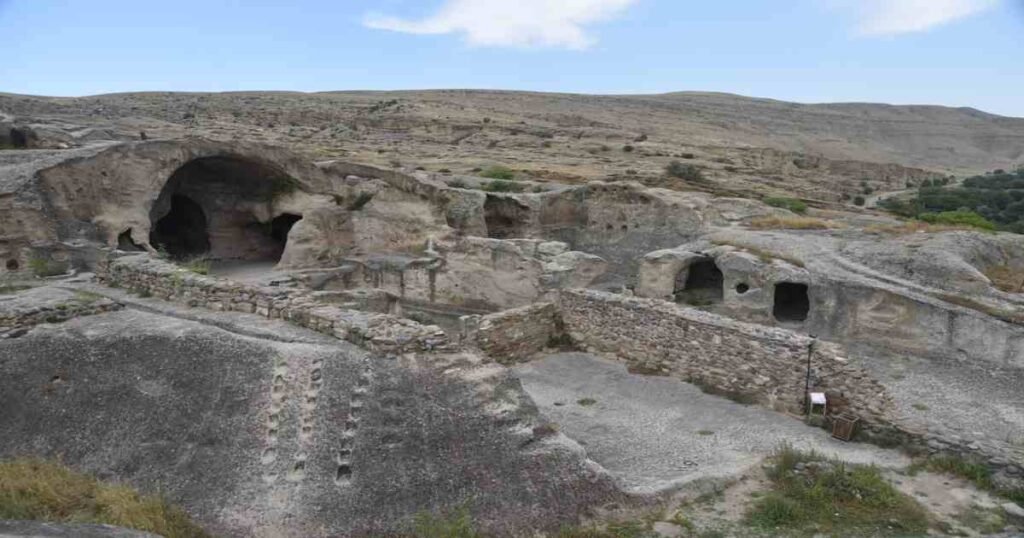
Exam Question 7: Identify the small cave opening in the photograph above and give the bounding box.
[117,229,145,251]
[5,259,18,271]
[484,195,532,239]
[149,156,302,264]
[673,258,724,305]
[735,283,750,294]
[773,282,810,322]
[7,128,31,149]
[150,195,210,259]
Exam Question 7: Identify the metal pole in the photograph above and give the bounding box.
[804,335,817,414]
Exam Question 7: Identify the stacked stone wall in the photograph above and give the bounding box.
[558,289,892,423]
[95,255,450,354]
[0,294,122,338]
[460,303,562,364]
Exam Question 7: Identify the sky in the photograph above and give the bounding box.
[2,0,1023,116]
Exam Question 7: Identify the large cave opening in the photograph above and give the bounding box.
[149,156,301,263]
[674,258,724,305]
[484,195,532,239]
[773,282,810,322]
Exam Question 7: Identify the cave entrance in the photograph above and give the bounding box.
[484,195,531,239]
[674,258,724,306]
[149,156,301,264]
[150,195,210,258]
[773,282,809,322]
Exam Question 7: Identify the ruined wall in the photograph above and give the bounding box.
[558,289,893,423]
[460,303,562,364]
[95,254,450,354]
[0,290,122,338]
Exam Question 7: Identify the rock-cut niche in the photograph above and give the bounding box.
[149,156,302,262]
[673,258,724,305]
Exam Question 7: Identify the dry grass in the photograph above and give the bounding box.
[0,458,209,538]
[710,239,806,268]
[746,215,841,230]
[983,265,1024,293]
[935,292,1024,325]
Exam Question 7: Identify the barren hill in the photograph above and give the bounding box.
[2,89,1023,201]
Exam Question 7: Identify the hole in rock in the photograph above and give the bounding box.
[5,259,18,271]
[150,195,210,259]
[674,258,724,305]
[117,229,144,251]
[149,156,302,264]
[484,195,531,239]
[773,282,810,322]
[735,283,750,294]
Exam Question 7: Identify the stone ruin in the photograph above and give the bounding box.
[2,138,1023,536]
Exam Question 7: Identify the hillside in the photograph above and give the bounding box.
[2,89,1023,202]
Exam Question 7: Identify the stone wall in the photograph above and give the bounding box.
[558,289,892,423]
[460,302,563,364]
[95,254,450,354]
[0,289,122,338]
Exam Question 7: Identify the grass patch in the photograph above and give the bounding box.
[697,430,715,436]
[746,444,929,536]
[0,284,31,295]
[557,520,657,538]
[479,165,516,180]
[481,180,526,193]
[28,256,69,278]
[934,292,1024,325]
[746,215,840,230]
[709,239,806,268]
[348,191,375,210]
[911,403,929,411]
[0,458,209,538]
[577,398,598,407]
[918,210,997,231]
[410,506,480,538]
[764,197,808,214]
[267,175,300,201]
[72,290,103,305]
[983,264,1024,293]
[864,220,985,235]
[447,179,468,189]
[180,257,210,275]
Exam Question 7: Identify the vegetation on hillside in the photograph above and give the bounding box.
[745,445,929,536]
[881,168,1024,233]
[0,459,209,538]
[763,197,808,214]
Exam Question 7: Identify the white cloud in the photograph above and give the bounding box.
[363,0,639,50]
[850,0,999,36]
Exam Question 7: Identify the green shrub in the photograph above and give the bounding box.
[853,195,866,206]
[481,180,526,193]
[622,145,634,153]
[763,197,808,214]
[411,506,480,538]
[665,161,705,182]
[348,192,375,210]
[446,179,468,189]
[918,210,996,231]
[0,458,209,538]
[28,256,68,277]
[181,257,210,275]
[746,445,928,534]
[479,165,515,180]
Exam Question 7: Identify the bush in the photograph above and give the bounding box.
[665,161,705,182]
[181,257,210,275]
[918,210,996,231]
[763,197,807,214]
[411,506,480,538]
[853,196,866,206]
[481,180,526,193]
[28,256,69,277]
[0,458,209,538]
[622,145,634,153]
[446,179,467,189]
[348,192,375,210]
[746,216,838,230]
[479,165,515,180]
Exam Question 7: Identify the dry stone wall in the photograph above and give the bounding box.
[558,289,893,423]
[95,254,451,354]
[0,290,122,338]
[460,302,562,364]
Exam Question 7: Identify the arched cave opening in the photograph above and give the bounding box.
[117,229,145,252]
[7,128,30,149]
[150,195,210,258]
[773,282,810,322]
[484,195,532,239]
[674,258,724,305]
[149,156,301,263]
[5,259,19,271]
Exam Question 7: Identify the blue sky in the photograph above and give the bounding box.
[2,0,1022,116]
